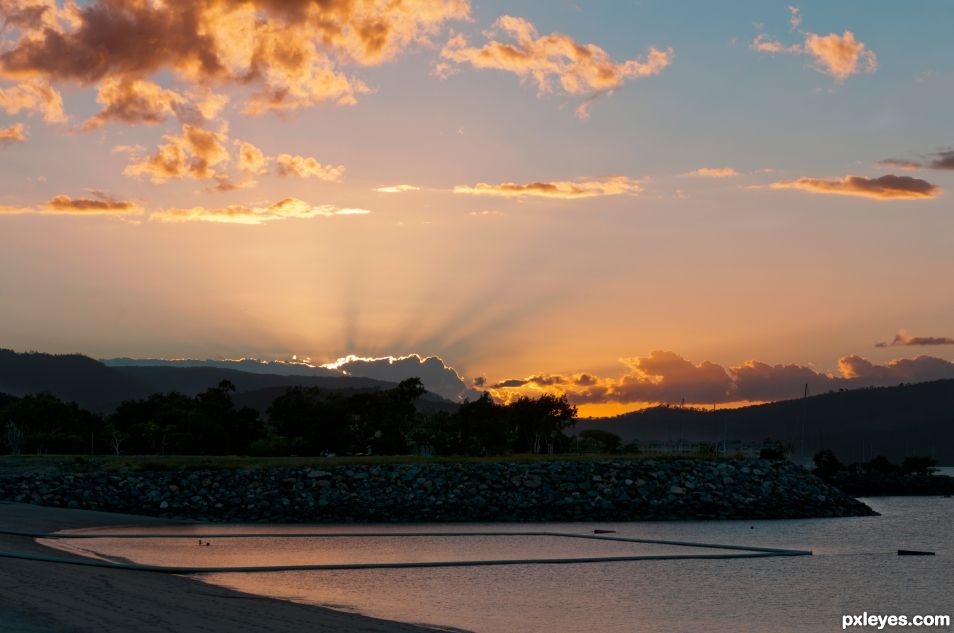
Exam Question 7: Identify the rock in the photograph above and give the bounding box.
[0,458,877,523]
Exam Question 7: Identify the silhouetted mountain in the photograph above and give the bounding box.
[0,350,458,412]
[103,357,341,377]
[112,365,393,397]
[580,379,954,463]
[0,349,152,409]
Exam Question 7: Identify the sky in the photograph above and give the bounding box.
[1,0,953,416]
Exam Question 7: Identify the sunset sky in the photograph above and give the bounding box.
[2,0,953,416]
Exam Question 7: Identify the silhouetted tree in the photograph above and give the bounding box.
[901,455,937,475]
[813,449,844,476]
[508,394,577,454]
[578,429,623,453]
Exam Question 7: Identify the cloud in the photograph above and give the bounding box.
[0,191,142,215]
[236,141,268,174]
[688,167,739,178]
[788,5,802,31]
[770,174,940,200]
[0,204,34,214]
[44,193,141,215]
[124,123,229,183]
[0,0,469,116]
[488,351,954,407]
[0,122,27,145]
[275,154,344,181]
[837,355,954,384]
[749,34,801,55]
[0,77,66,122]
[803,31,877,81]
[877,158,923,171]
[440,15,671,116]
[878,150,954,172]
[0,0,74,34]
[322,353,479,402]
[750,9,876,81]
[929,151,954,170]
[454,176,642,199]
[149,197,369,225]
[375,184,421,193]
[876,330,954,348]
[82,77,182,130]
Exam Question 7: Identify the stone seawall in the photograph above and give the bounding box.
[0,459,875,522]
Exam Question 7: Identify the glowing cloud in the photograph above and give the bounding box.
[689,167,739,178]
[0,77,66,123]
[82,77,182,130]
[149,197,370,225]
[488,351,954,407]
[0,122,27,145]
[0,0,470,116]
[236,141,268,174]
[440,15,671,116]
[45,194,142,215]
[275,154,345,181]
[750,9,876,81]
[876,330,954,348]
[375,184,421,193]
[322,353,479,401]
[124,124,229,183]
[454,176,642,199]
[770,174,939,200]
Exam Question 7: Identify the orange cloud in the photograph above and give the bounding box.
[440,15,671,116]
[83,77,182,130]
[689,167,739,178]
[236,141,268,174]
[454,176,642,199]
[803,31,877,81]
[45,193,141,215]
[488,351,954,408]
[275,154,345,181]
[0,77,65,123]
[375,184,421,193]
[0,0,469,115]
[149,197,370,225]
[0,0,75,34]
[750,9,876,81]
[770,174,940,200]
[0,122,27,145]
[124,124,230,183]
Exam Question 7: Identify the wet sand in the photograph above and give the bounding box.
[0,502,443,633]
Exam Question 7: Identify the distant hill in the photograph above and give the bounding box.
[579,379,954,463]
[103,357,341,377]
[0,349,152,409]
[0,349,457,413]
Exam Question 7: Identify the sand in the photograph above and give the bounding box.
[0,502,443,633]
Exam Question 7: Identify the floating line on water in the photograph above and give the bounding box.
[0,527,810,573]
[0,549,807,574]
[0,528,811,555]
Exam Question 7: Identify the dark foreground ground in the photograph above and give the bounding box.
[0,502,438,633]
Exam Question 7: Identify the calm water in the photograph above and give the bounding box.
[48,497,954,633]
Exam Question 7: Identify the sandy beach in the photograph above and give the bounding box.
[0,502,440,633]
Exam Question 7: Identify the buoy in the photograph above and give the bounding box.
[898,549,934,556]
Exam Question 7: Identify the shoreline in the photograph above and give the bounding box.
[0,502,444,633]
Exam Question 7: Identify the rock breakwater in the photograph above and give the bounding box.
[0,459,875,522]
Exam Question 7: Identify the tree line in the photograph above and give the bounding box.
[1,379,580,457]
